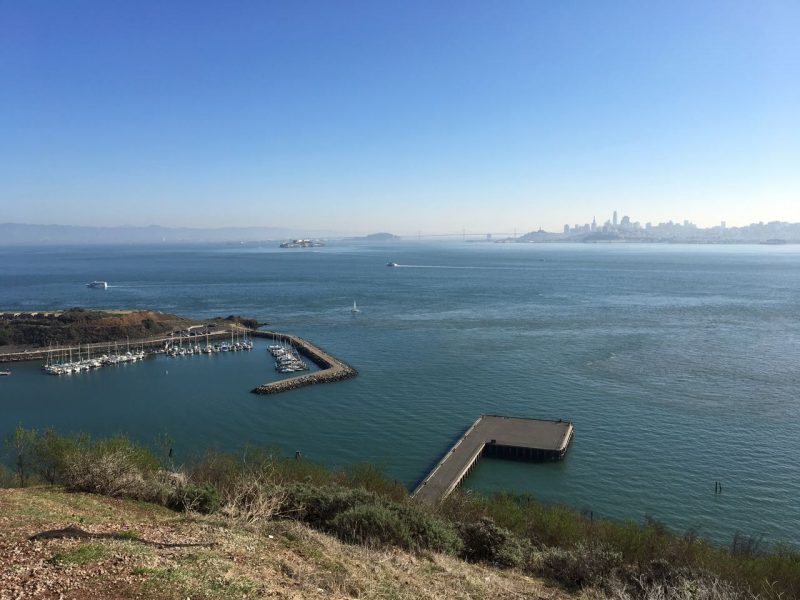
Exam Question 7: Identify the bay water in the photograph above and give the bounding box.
[1,242,798,546]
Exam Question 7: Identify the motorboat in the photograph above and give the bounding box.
[386,262,399,267]
[86,281,108,289]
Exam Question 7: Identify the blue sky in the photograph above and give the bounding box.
[1,1,798,234]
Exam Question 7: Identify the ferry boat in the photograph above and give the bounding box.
[86,281,108,289]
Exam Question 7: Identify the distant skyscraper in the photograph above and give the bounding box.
[613,210,618,226]
[591,216,597,232]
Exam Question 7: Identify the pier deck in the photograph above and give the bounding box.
[412,415,573,504]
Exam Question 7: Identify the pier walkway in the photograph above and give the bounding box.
[412,415,573,504]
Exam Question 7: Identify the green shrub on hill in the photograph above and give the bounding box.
[458,516,526,568]
[280,483,379,528]
[330,504,414,549]
[532,544,622,589]
[3,427,799,599]
[168,482,220,514]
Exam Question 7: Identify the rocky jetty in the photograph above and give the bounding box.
[251,331,357,394]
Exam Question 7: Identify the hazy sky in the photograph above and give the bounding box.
[1,1,798,234]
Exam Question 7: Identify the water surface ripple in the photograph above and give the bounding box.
[1,242,798,546]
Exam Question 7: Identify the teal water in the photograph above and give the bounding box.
[1,242,798,546]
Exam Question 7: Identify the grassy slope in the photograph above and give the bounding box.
[0,487,574,600]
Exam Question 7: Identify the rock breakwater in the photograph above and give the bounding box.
[250,331,357,394]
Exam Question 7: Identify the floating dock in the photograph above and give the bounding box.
[250,331,357,394]
[412,415,573,504]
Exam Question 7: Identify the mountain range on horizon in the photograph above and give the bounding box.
[0,223,342,245]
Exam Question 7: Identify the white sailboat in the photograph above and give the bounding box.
[351,300,360,314]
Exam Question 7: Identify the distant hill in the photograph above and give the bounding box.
[0,223,335,245]
[349,232,401,241]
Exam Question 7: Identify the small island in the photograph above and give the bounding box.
[348,232,401,241]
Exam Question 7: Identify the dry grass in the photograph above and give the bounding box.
[219,469,286,525]
[0,487,574,600]
[594,575,780,600]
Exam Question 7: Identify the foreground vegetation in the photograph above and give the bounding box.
[3,427,797,599]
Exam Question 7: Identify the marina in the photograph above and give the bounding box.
[412,415,574,504]
[43,342,146,375]
[165,329,254,356]
[268,339,309,373]
[0,325,352,394]
[251,331,357,394]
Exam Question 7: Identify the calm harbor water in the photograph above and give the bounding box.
[1,242,799,547]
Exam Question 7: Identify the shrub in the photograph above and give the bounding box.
[280,483,378,528]
[220,471,284,524]
[602,572,750,600]
[0,462,15,488]
[185,449,243,496]
[168,482,220,514]
[91,435,161,473]
[4,425,38,487]
[390,503,462,554]
[63,448,151,498]
[533,543,622,589]
[459,517,525,568]
[334,463,408,502]
[32,428,83,484]
[330,504,413,549]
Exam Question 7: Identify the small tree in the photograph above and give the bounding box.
[32,428,80,484]
[4,426,38,487]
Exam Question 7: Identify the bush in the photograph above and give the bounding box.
[3,425,38,487]
[0,462,15,487]
[602,572,750,600]
[185,449,243,496]
[459,517,525,568]
[63,448,151,498]
[60,434,162,500]
[32,428,83,484]
[280,483,378,528]
[220,471,284,524]
[168,482,220,514]
[334,463,408,502]
[533,543,622,589]
[330,504,413,549]
[390,503,462,554]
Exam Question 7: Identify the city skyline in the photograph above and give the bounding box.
[4,209,800,245]
[1,2,799,232]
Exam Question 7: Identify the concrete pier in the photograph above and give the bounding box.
[250,331,357,394]
[412,415,573,504]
